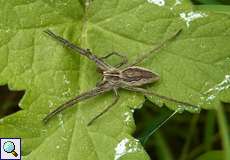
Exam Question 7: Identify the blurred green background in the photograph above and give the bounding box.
[134,100,230,160]
[0,85,23,119]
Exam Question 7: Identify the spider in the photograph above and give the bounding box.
[42,29,198,126]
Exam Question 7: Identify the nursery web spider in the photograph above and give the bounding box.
[43,29,199,126]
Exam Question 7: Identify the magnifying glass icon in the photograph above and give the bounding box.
[3,141,18,157]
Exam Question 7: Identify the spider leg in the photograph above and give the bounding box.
[100,52,128,68]
[122,86,200,111]
[43,86,112,124]
[129,29,182,67]
[43,29,111,70]
[87,88,119,126]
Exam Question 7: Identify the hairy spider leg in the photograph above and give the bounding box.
[123,86,199,109]
[87,88,119,126]
[100,52,128,68]
[44,29,111,70]
[130,29,182,67]
[43,86,112,124]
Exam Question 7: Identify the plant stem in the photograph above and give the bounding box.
[216,103,230,160]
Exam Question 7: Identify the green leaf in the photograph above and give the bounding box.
[195,5,230,15]
[196,150,224,160]
[0,0,230,159]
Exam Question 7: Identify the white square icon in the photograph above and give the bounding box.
[0,138,21,160]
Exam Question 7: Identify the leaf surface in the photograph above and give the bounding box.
[0,0,230,159]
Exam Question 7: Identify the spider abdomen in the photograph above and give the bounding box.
[121,66,160,86]
[103,66,160,86]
